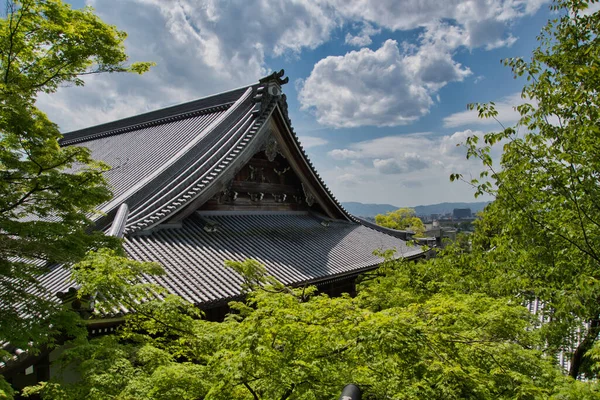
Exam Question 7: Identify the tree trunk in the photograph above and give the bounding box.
[569,318,600,378]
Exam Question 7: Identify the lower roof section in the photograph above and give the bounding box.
[123,212,423,306]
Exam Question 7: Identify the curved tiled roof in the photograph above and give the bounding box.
[123,87,271,232]
[2,73,425,374]
[61,85,263,232]
[38,70,425,308]
[60,72,362,232]
[123,212,423,306]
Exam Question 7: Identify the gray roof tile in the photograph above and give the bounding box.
[119,212,422,306]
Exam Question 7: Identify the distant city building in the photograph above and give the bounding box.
[453,208,472,219]
[420,223,458,248]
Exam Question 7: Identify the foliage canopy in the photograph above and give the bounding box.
[22,258,574,400]
[375,208,426,237]
[451,0,600,379]
[0,0,152,361]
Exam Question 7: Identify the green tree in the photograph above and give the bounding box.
[0,0,152,363]
[375,208,426,237]
[24,258,572,400]
[451,0,600,378]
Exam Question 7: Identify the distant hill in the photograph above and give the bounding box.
[341,202,399,218]
[341,201,491,218]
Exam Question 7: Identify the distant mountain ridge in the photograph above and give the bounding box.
[342,201,491,218]
[341,202,399,218]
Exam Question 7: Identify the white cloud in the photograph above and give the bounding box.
[328,133,476,169]
[324,0,548,35]
[345,23,381,47]
[297,136,329,149]
[34,0,550,132]
[320,130,496,204]
[373,156,429,174]
[330,130,492,177]
[337,172,362,186]
[329,149,362,160]
[37,0,341,131]
[442,92,525,128]
[299,20,483,128]
[298,0,549,128]
[299,40,444,128]
[403,22,473,90]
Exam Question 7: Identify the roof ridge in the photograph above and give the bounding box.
[125,92,275,232]
[60,85,255,145]
[353,216,413,241]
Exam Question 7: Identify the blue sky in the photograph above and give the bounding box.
[41,0,580,206]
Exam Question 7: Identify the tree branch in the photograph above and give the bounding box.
[243,382,260,400]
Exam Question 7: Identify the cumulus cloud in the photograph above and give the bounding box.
[345,23,381,47]
[327,130,490,178]
[404,22,472,89]
[329,149,362,160]
[320,130,495,204]
[34,0,550,132]
[337,172,362,186]
[299,40,439,128]
[298,20,481,128]
[443,92,525,128]
[299,0,549,128]
[37,0,341,131]
[373,156,429,174]
[324,0,547,36]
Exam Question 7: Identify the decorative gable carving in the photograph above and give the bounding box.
[199,148,325,213]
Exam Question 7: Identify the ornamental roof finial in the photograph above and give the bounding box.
[259,69,289,85]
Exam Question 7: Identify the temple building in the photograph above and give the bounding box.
[3,71,423,387]
[39,70,423,316]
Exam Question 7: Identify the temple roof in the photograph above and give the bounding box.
[61,71,357,234]
[37,212,422,310]
[45,70,422,309]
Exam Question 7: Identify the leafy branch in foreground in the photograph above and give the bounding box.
[0,4,156,396]
[0,0,154,353]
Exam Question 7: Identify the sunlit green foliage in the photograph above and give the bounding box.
[0,0,153,367]
[22,257,574,400]
[7,0,600,397]
[375,208,426,237]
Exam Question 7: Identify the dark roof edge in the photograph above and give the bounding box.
[60,85,253,145]
[301,250,425,287]
[353,217,413,241]
[273,99,408,233]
